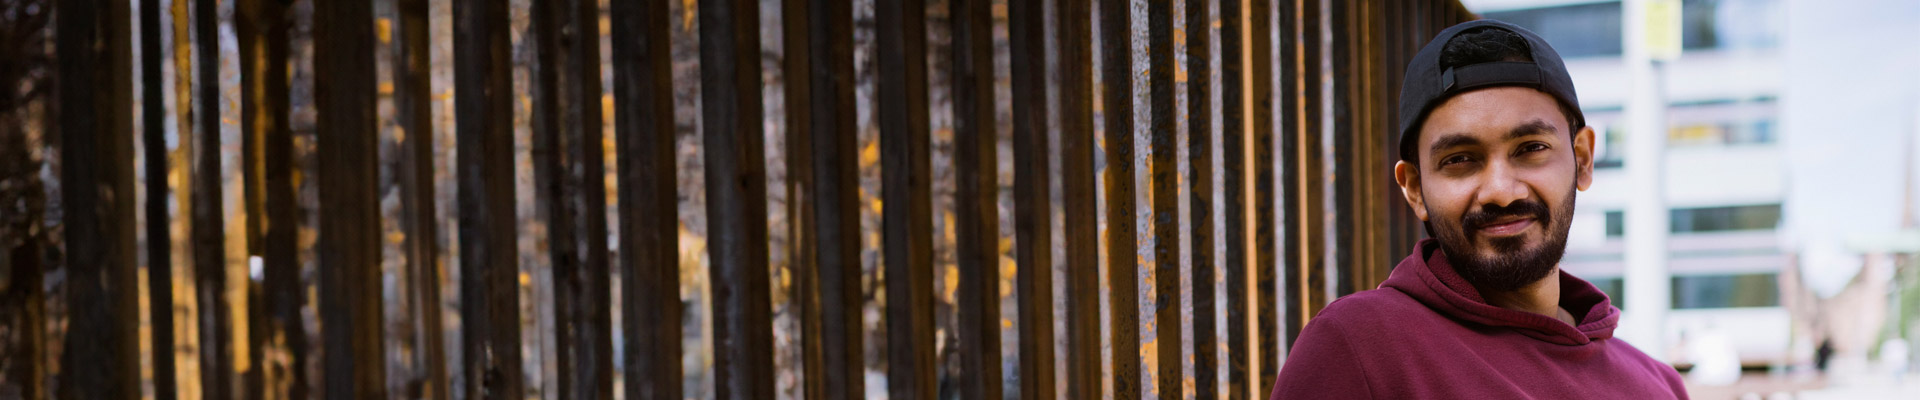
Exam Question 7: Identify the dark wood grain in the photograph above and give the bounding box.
[454,0,524,397]
[313,0,386,397]
[610,0,680,397]
[1057,0,1101,397]
[55,0,140,397]
[952,0,1003,398]
[1011,0,1056,398]
[1187,0,1219,398]
[876,0,936,397]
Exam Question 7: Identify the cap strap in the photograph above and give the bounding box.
[1440,61,1543,93]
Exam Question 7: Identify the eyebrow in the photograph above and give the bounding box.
[1426,119,1558,157]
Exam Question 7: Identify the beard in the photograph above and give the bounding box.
[1426,186,1576,293]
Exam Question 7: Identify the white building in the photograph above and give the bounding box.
[1462,0,1845,367]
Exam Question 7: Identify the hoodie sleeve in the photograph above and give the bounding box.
[1270,316,1373,400]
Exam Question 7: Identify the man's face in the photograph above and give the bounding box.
[1393,87,1595,292]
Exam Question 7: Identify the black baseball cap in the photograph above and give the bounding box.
[1397,19,1584,162]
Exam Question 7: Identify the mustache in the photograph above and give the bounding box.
[1461,199,1551,230]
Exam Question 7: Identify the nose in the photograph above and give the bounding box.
[1476,158,1529,209]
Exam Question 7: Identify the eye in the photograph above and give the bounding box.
[1439,154,1474,167]
[1519,142,1550,153]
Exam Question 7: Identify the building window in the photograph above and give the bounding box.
[1482,2,1623,58]
[1605,210,1625,237]
[1588,276,1627,309]
[1672,273,1780,309]
[1670,204,1781,233]
[1482,0,1779,59]
[1595,125,1626,169]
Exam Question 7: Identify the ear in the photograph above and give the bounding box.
[1572,125,1596,191]
[1394,160,1429,222]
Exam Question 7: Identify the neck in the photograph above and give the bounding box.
[1477,267,1575,325]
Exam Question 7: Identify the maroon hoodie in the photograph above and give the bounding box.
[1269,239,1687,399]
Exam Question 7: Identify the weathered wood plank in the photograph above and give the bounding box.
[610,0,680,397]
[1010,0,1055,397]
[454,0,524,397]
[1281,0,1328,359]
[565,2,613,398]
[55,0,140,396]
[313,0,386,397]
[700,0,776,397]
[389,0,449,397]
[528,0,577,396]
[191,0,234,396]
[1253,0,1277,395]
[799,0,863,398]
[779,0,824,398]
[1055,0,1101,397]
[1332,0,1358,297]
[237,0,292,397]
[1146,0,1182,399]
[1098,0,1142,397]
[876,0,936,397]
[140,0,176,397]
[1217,0,1249,398]
[952,0,1002,398]
[262,0,306,396]
[1185,0,1218,398]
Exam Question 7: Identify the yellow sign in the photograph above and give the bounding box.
[1646,0,1683,61]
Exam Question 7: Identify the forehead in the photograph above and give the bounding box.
[1417,86,1569,154]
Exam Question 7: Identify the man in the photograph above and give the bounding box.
[1268,20,1688,399]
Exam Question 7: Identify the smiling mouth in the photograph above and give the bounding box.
[1476,217,1534,237]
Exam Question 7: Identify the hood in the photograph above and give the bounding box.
[1379,239,1621,346]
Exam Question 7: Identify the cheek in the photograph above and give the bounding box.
[1421,180,1475,223]
[1519,168,1577,197]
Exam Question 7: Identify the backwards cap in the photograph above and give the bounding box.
[1397,19,1583,162]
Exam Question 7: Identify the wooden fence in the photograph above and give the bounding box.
[25,0,1478,399]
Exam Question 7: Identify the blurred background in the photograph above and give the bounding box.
[1,0,1916,399]
[1464,0,1920,397]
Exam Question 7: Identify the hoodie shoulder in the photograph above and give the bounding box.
[1316,287,1437,327]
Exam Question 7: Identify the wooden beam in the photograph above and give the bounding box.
[798,0,863,398]
[262,0,307,395]
[610,0,680,396]
[1253,0,1278,394]
[1388,0,1419,259]
[191,0,234,396]
[700,0,776,397]
[454,0,524,397]
[55,0,140,396]
[313,0,386,397]
[779,0,823,398]
[568,0,613,396]
[1009,0,1055,397]
[238,0,292,397]
[952,0,1002,398]
[1218,0,1250,398]
[389,0,448,397]
[1332,0,1359,296]
[876,0,935,397]
[1146,0,1182,399]
[1281,0,1327,356]
[528,0,577,396]
[1360,0,1386,290]
[1054,0,1101,397]
[1098,0,1142,397]
[1184,0,1218,398]
[139,0,176,397]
